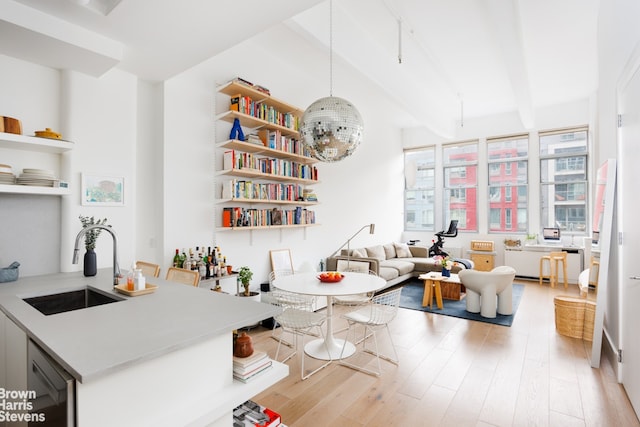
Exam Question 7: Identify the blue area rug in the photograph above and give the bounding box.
[399,279,524,327]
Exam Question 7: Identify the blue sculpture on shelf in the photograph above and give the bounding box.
[229,118,245,141]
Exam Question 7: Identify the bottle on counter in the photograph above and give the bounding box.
[180,249,187,268]
[189,248,196,270]
[134,269,146,291]
[205,247,212,279]
[197,255,206,279]
[173,249,181,268]
[183,257,191,271]
[126,266,135,291]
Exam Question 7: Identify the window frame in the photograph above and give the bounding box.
[443,140,479,232]
[539,127,589,235]
[403,146,436,232]
[486,134,529,234]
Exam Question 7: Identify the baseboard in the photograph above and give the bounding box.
[603,327,621,381]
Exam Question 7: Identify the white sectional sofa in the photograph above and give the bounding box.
[326,242,473,291]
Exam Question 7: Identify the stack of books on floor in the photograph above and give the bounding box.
[233,350,272,383]
[233,399,281,427]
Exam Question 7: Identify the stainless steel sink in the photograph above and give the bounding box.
[23,287,124,316]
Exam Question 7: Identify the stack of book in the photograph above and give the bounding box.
[232,400,281,427]
[233,350,272,383]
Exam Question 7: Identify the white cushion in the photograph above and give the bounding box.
[394,242,412,258]
[351,248,367,258]
[337,259,370,272]
[366,245,386,261]
[383,243,397,259]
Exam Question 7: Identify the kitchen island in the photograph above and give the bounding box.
[0,269,285,426]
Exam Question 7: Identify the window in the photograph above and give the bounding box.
[540,128,588,233]
[404,147,435,231]
[443,142,478,231]
[487,135,528,232]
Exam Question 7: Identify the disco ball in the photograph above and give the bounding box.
[300,96,364,162]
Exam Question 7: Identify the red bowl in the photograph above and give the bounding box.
[317,273,344,283]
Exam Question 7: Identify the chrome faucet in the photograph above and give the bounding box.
[72,224,121,286]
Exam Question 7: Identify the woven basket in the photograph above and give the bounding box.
[554,296,586,339]
[583,300,596,341]
[471,240,495,252]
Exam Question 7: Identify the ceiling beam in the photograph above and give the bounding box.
[484,0,534,128]
[0,0,122,77]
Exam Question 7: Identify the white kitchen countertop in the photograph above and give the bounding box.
[0,269,279,383]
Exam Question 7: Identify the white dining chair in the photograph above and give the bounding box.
[262,291,332,380]
[339,287,402,376]
[267,270,319,344]
[333,269,377,306]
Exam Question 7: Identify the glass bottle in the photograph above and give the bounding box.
[173,249,180,268]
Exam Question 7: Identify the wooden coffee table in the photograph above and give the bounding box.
[418,273,465,309]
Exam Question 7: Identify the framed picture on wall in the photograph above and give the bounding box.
[81,174,125,206]
[269,249,293,273]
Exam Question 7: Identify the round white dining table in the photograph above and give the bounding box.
[272,271,386,360]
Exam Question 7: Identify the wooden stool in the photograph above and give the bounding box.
[539,254,555,286]
[421,278,443,309]
[539,251,568,288]
[551,251,568,288]
[589,256,600,289]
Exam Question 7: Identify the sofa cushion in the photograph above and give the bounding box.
[394,242,412,258]
[411,257,439,272]
[350,248,367,258]
[366,245,386,261]
[383,243,396,259]
[377,266,400,281]
[380,259,415,275]
[336,259,371,273]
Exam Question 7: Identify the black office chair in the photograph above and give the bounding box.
[428,220,458,257]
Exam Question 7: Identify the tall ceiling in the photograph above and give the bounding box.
[1,0,599,136]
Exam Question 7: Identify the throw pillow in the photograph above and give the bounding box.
[394,242,412,258]
[351,248,367,258]
[366,245,386,261]
[383,243,397,259]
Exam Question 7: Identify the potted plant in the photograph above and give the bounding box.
[433,255,454,277]
[238,266,254,296]
[79,215,108,276]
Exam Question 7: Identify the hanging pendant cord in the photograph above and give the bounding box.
[329,0,333,97]
[398,19,402,64]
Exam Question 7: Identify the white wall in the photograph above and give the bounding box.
[135,80,164,265]
[0,55,138,277]
[596,0,640,373]
[0,55,61,276]
[158,23,407,290]
[58,69,138,273]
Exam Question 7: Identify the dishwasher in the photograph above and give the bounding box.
[27,340,75,426]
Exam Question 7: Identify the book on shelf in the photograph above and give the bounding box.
[230,94,241,112]
[222,206,315,228]
[246,134,264,146]
[222,208,232,227]
[233,77,254,87]
[223,150,235,170]
[233,357,272,376]
[233,363,273,383]
[233,350,268,370]
[233,400,281,427]
[253,84,271,96]
[271,208,282,226]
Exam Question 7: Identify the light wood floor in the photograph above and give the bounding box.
[248,281,639,427]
